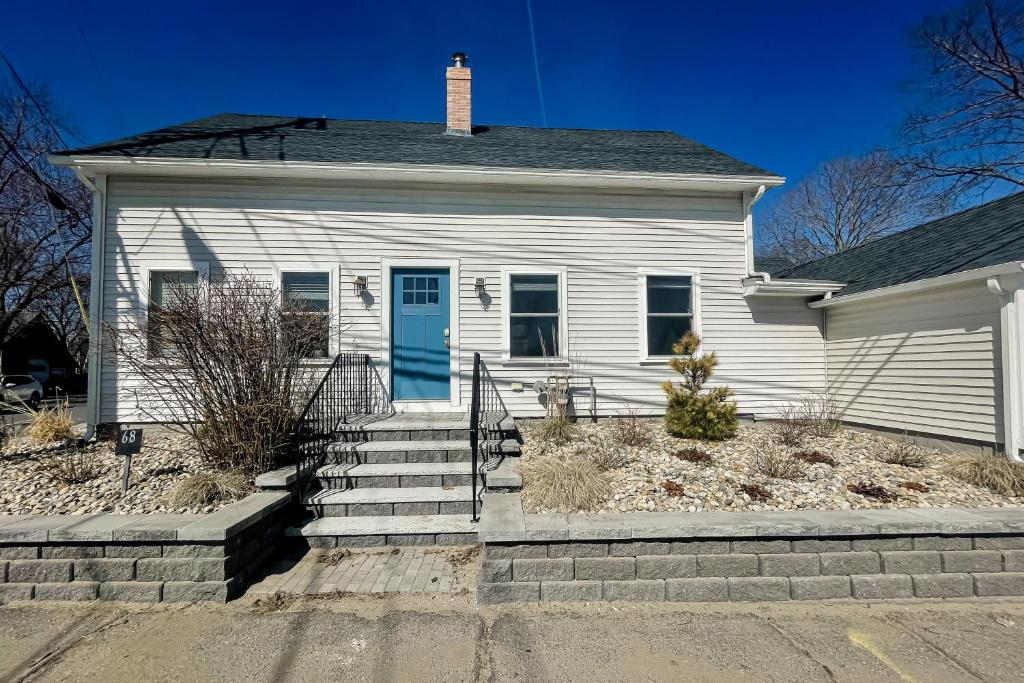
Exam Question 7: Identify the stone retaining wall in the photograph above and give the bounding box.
[478,494,1024,604]
[0,492,291,604]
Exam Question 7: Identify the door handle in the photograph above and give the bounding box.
[443,339,450,349]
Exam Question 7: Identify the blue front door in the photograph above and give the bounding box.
[391,268,450,400]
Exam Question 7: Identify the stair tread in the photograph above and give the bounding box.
[337,412,469,431]
[306,486,474,505]
[288,515,478,537]
[329,439,470,453]
[317,462,473,478]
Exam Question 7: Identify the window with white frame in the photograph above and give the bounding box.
[281,271,331,358]
[507,272,562,358]
[643,274,696,357]
[147,270,199,356]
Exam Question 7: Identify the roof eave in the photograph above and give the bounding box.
[808,261,1024,309]
[741,277,847,299]
[47,154,785,192]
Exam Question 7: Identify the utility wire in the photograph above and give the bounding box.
[0,49,74,149]
[67,0,126,136]
[525,0,548,127]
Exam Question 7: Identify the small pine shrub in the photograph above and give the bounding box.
[661,333,738,441]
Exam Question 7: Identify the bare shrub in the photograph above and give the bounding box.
[739,482,771,502]
[946,455,1024,497]
[873,438,930,468]
[40,448,103,484]
[793,449,836,467]
[611,407,651,447]
[106,271,328,478]
[847,481,897,503]
[521,455,610,512]
[578,442,627,472]
[166,471,250,508]
[769,404,807,446]
[674,447,712,466]
[798,394,842,437]
[751,445,805,480]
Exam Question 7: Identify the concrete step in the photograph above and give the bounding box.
[334,412,471,442]
[328,439,472,464]
[287,515,478,547]
[315,462,480,489]
[485,457,522,490]
[305,486,475,517]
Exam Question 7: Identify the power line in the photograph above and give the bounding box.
[67,0,126,136]
[0,48,74,150]
[525,0,548,127]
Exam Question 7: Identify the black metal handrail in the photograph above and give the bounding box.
[469,352,510,522]
[291,353,392,496]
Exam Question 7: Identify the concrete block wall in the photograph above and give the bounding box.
[0,492,291,604]
[480,536,1024,604]
[477,494,1024,604]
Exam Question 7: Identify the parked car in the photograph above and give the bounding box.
[1,375,43,408]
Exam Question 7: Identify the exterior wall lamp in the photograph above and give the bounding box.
[353,275,368,295]
[475,277,486,295]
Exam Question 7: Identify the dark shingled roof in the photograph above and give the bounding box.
[779,191,1024,298]
[55,113,779,178]
[753,255,795,275]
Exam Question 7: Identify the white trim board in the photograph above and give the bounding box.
[379,257,461,408]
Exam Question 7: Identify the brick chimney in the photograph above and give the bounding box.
[445,52,472,136]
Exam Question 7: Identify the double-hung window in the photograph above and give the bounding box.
[148,270,199,357]
[506,272,564,359]
[642,273,698,359]
[281,271,331,358]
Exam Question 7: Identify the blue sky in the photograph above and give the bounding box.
[5,0,960,202]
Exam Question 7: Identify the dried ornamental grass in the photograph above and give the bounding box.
[521,455,611,512]
[166,471,250,508]
[26,402,77,444]
[535,414,580,446]
[946,455,1024,497]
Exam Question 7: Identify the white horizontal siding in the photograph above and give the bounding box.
[98,176,825,421]
[824,281,1003,444]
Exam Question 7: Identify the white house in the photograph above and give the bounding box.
[51,54,845,431]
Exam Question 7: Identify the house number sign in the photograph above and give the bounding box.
[116,428,143,493]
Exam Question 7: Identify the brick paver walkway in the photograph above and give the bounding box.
[249,547,467,596]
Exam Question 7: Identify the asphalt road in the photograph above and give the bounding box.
[2,395,88,428]
[2,594,1024,682]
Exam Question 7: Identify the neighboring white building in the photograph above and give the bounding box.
[50,55,842,426]
[772,193,1024,459]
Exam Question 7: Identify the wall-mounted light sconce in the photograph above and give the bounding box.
[475,277,487,295]
[353,275,367,295]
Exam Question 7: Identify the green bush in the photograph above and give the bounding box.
[661,332,738,441]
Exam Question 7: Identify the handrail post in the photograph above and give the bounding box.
[469,352,481,522]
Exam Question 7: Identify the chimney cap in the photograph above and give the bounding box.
[451,52,468,68]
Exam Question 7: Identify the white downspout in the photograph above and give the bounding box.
[743,184,767,278]
[77,170,107,441]
[988,267,1024,461]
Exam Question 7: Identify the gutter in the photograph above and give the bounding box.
[809,261,1024,309]
[741,277,846,298]
[47,154,785,193]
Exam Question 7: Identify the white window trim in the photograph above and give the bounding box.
[274,263,340,359]
[638,268,702,364]
[501,266,569,364]
[141,261,210,322]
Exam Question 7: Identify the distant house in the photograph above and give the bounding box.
[1,312,80,391]
[765,193,1024,458]
[48,53,1021,459]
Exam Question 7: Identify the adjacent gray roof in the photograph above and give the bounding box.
[779,191,1024,298]
[753,255,795,275]
[55,113,779,178]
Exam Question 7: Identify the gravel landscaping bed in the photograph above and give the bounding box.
[0,431,249,515]
[520,421,1024,514]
